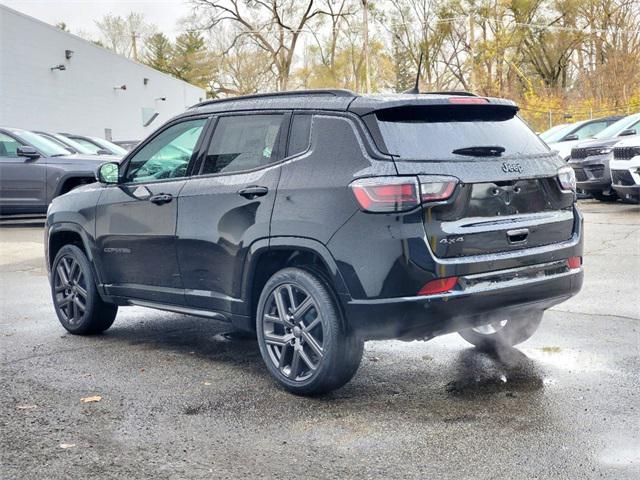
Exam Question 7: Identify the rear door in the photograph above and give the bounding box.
[95,117,209,304]
[0,131,47,211]
[176,111,289,314]
[371,103,576,258]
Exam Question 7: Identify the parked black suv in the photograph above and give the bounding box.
[46,90,583,395]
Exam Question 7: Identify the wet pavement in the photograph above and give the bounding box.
[1,200,639,479]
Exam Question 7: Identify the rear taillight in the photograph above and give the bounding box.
[350,177,419,212]
[418,277,459,296]
[558,166,576,192]
[567,256,582,269]
[448,97,489,105]
[350,176,458,213]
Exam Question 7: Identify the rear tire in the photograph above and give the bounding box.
[592,191,618,202]
[51,244,117,335]
[458,311,543,351]
[256,267,363,396]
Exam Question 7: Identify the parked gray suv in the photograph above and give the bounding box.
[0,127,119,214]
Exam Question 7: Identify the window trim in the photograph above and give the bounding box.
[285,112,313,158]
[192,110,292,178]
[118,114,213,186]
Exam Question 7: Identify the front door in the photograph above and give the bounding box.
[176,112,289,315]
[95,117,208,304]
[0,132,47,213]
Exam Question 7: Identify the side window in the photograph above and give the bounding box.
[287,114,312,157]
[0,133,20,157]
[124,118,206,183]
[575,121,606,140]
[200,114,285,175]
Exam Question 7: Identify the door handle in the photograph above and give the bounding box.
[149,193,173,205]
[238,186,269,199]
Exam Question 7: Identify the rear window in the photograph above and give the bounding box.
[375,106,549,160]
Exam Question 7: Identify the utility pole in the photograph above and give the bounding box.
[468,12,476,92]
[362,0,371,94]
[131,32,139,61]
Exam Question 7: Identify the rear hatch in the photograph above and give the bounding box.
[368,101,575,258]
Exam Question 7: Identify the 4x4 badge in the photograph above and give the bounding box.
[502,162,523,173]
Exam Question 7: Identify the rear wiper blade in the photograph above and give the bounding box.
[451,145,506,157]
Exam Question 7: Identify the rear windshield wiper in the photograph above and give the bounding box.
[451,145,506,157]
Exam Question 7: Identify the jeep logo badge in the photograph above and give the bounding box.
[502,162,523,173]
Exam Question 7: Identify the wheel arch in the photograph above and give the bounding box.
[242,237,351,324]
[53,173,97,198]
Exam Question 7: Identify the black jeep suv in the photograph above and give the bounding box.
[46,90,583,395]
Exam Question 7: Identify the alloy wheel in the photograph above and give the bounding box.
[53,255,87,325]
[262,283,324,382]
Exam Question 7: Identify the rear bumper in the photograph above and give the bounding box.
[346,263,583,340]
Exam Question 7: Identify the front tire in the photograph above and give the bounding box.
[256,267,363,396]
[51,244,117,335]
[458,311,543,351]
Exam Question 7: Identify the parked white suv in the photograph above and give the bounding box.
[610,136,640,203]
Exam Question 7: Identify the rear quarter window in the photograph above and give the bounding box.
[375,105,549,160]
[287,114,312,157]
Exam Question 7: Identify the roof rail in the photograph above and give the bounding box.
[191,89,357,109]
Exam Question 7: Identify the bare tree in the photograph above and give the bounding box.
[193,0,333,90]
[95,12,153,60]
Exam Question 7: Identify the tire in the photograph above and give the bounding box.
[592,191,618,202]
[256,267,363,396]
[51,244,118,335]
[458,311,543,351]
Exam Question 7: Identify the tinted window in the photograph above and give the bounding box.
[125,118,206,183]
[376,106,548,160]
[0,133,20,157]
[201,114,284,175]
[287,114,312,157]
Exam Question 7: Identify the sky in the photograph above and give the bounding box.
[0,0,196,39]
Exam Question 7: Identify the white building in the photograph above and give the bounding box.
[0,4,206,142]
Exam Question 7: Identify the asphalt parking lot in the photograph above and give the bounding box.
[1,200,638,480]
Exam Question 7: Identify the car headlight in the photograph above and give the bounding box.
[558,166,576,191]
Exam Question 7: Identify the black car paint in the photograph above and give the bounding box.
[46,91,583,341]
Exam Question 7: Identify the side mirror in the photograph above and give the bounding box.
[563,133,579,142]
[619,128,636,137]
[96,162,120,184]
[97,149,112,155]
[16,146,40,159]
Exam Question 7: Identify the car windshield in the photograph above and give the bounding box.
[593,113,640,139]
[375,105,548,160]
[10,129,69,156]
[53,134,97,155]
[539,124,568,141]
[33,133,74,153]
[90,137,127,155]
[543,122,585,143]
